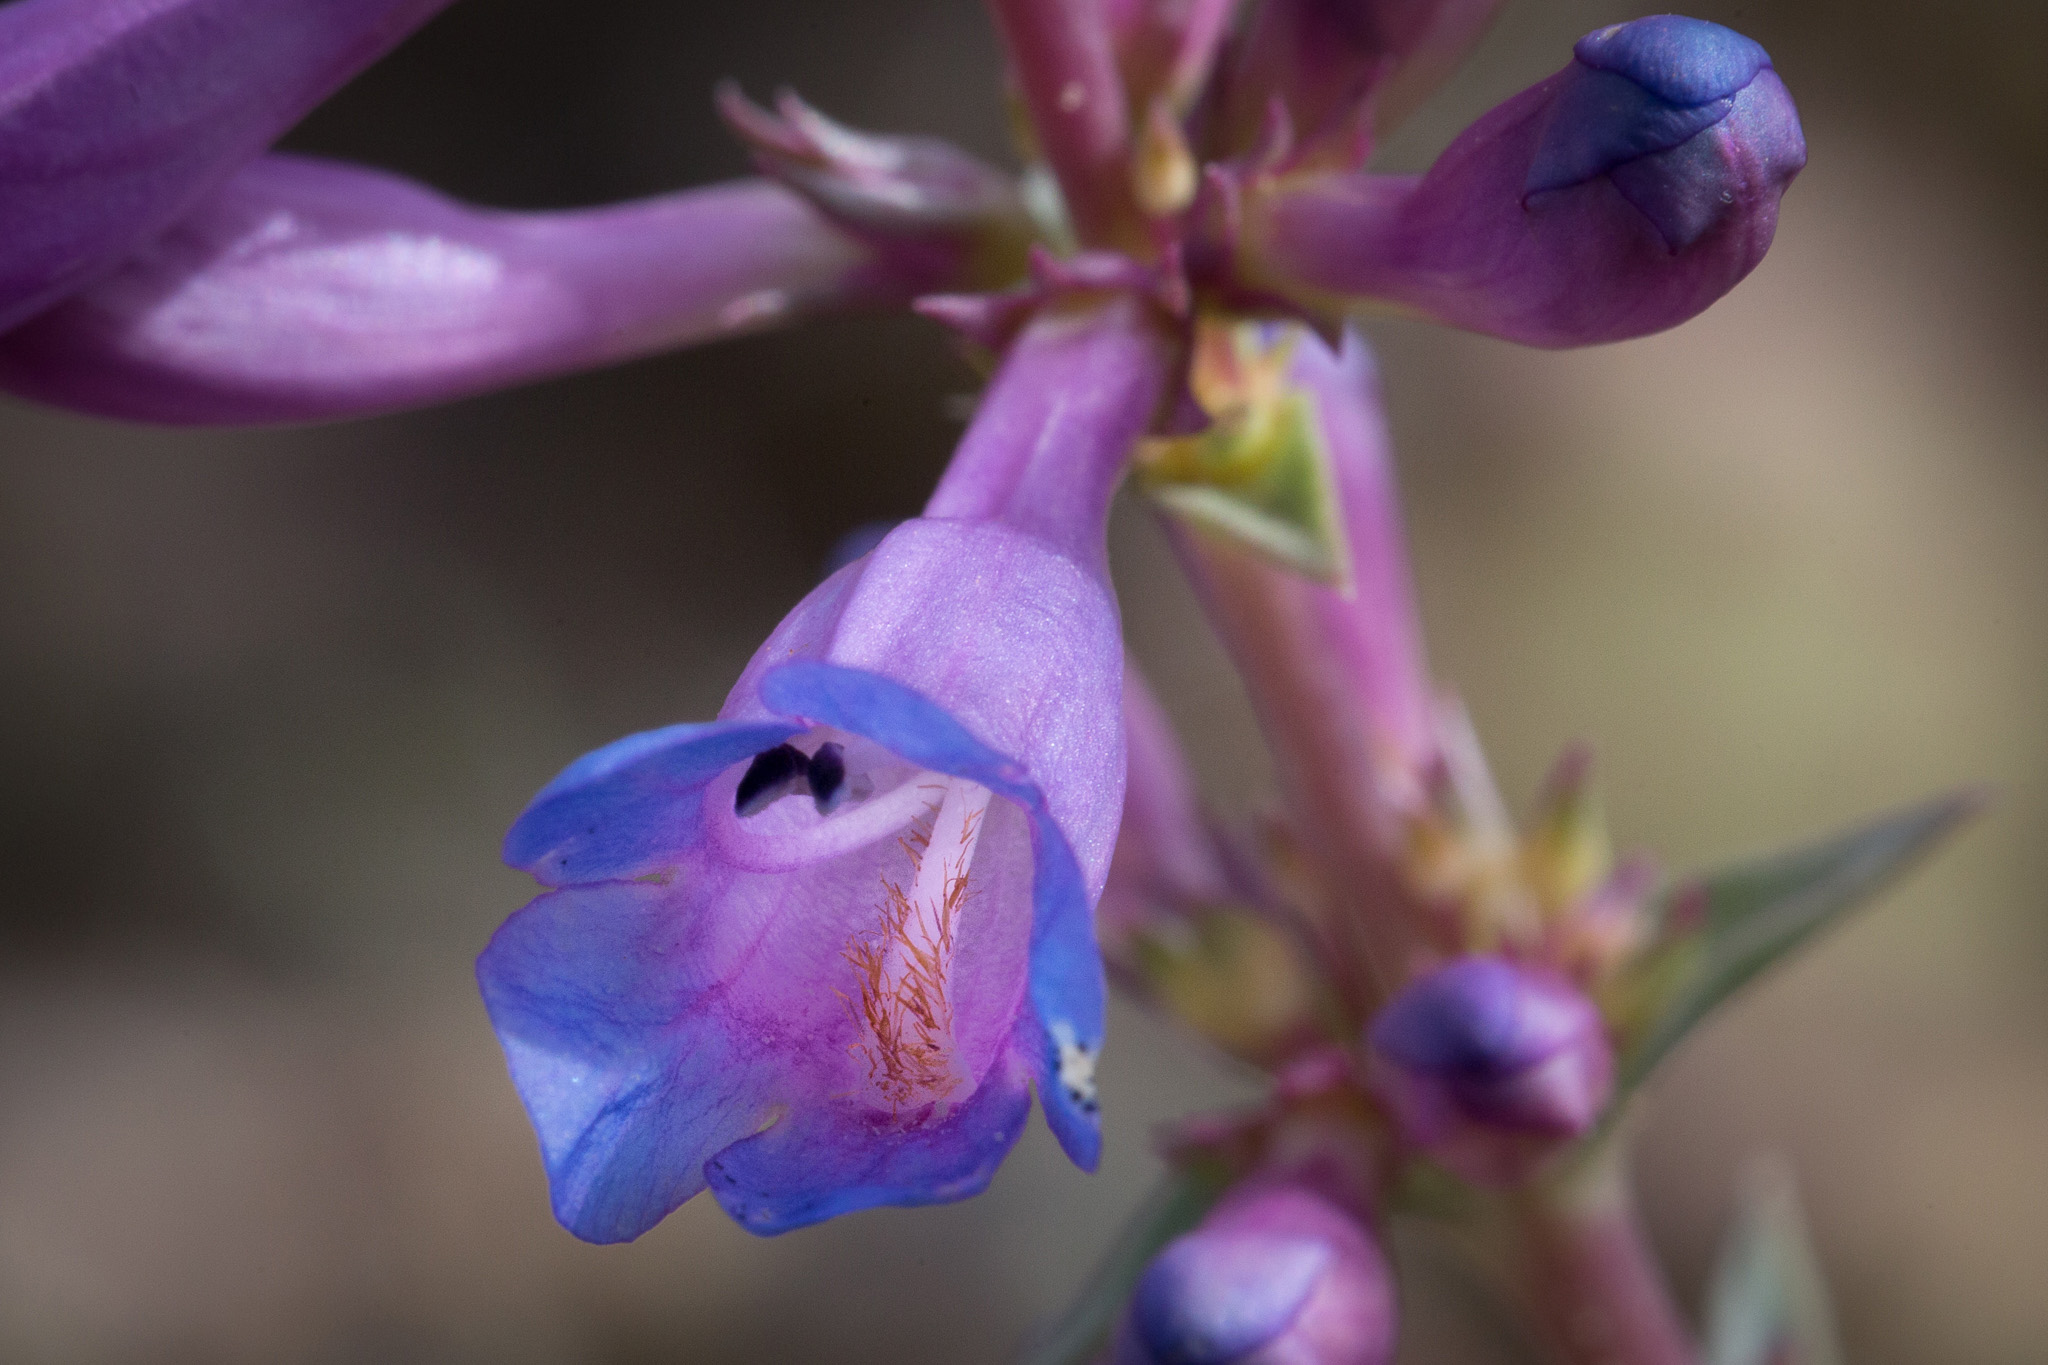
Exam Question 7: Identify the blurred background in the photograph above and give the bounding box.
[1,0,2043,1360]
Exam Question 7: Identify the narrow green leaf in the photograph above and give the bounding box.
[1704,1158,1843,1365]
[1615,790,1981,1096]
[1017,1165,1229,1365]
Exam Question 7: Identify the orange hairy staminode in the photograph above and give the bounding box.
[845,801,985,1113]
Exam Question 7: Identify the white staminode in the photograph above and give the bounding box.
[846,775,994,1115]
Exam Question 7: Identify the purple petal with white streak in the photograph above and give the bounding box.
[0,0,450,331]
[0,155,916,424]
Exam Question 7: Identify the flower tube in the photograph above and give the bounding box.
[1232,16,1806,346]
[478,292,1174,1241]
[0,0,451,331]
[0,155,941,424]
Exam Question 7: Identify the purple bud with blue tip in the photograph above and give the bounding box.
[1367,956,1613,1185]
[1528,17,1801,251]
[1236,15,1806,346]
[1117,1183,1396,1365]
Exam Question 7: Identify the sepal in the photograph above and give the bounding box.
[1131,908,1332,1066]
[1138,319,1353,587]
[718,84,1034,287]
[1520,744,1612,915]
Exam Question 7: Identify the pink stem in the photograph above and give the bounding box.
[984,0,1146,251]
[1510,1156,1699,1365]
[1160,330,1437,1016]
[1167,526,1419,1018]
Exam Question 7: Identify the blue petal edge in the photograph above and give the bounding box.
[702,1056,1035,1235]
[476,882,782,1244]
[1526,67,1732,197]
[503,719,799,882]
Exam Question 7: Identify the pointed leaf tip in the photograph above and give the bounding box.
[1613,789,1983,1098]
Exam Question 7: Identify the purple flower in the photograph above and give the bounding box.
[0,0,1021,423]
[1222,15,1806,346]
[1116,1181,1396,1365]
[477,294,1174,1240]
[1367,956,1613,1184]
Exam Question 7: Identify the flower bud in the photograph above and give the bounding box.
[1235,16,1806,347]
[1529,17,1805,252]
[1367,956,1612,1184]
[1117,1184,1396,1365]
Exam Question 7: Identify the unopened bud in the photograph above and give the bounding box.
[1528,16,1806,251]
[1367,956,1612,1184]
[1232,15,1806,346]
[1117,1183,1396,1365]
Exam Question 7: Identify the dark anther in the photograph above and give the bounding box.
[735,744,809,817]
[807,742,848,813]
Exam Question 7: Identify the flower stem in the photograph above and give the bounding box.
[1509,1150,1698,1365]
[926,293,1175,578]
[1167,522,1416,1016]
[983,0,1148,252]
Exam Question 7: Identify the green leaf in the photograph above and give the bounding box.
[1704,1158,1843,1365]
[1613,790,1981,1097]
[1017,1165,1229,1365]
